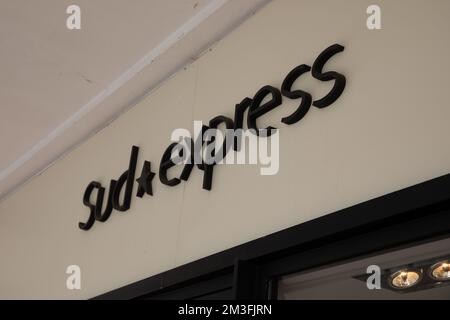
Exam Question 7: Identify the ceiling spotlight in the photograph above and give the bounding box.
[430,260,450,281]
[389,269,422,289]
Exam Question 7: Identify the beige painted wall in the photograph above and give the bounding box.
[1,0,450,299]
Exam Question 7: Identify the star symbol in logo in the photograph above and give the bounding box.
[136,161,156,198]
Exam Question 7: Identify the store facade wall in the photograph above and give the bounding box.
[1,0,450,299]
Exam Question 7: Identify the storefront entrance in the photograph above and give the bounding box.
[95,173,450,300]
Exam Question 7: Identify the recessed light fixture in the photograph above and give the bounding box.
[354,255,450,293]
[389,269,422,289]
[429,260,450,281]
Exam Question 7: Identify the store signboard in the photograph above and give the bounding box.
[80,44,347,231]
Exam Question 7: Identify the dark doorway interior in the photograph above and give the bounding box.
[94,173,450,300]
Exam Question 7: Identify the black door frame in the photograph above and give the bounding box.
[94,173,450,300]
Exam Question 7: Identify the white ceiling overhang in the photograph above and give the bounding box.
[0,0,270,200]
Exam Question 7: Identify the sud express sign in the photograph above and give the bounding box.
[79,44,346,231]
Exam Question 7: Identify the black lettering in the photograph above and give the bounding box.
[209,115,234,164]
[180,125,209,181]
[247,85,282,136]
[281,64,312,124]
[311,43,346,108]
[79,181,101,230]
[233,97,252,151]
[95,180,116,222]
[112,145,139,211]
[200,115,234,191]
[159,143,182,186]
